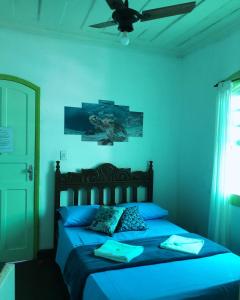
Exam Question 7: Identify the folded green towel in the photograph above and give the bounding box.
[160,235,204,255]
[94,240,144,262]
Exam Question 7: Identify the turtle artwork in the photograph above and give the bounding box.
[88,114,128,145]
[64,100,143,145]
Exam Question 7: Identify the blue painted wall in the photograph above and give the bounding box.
[179,29,240,253]
[0,28,182,249]
[1,26,239,252]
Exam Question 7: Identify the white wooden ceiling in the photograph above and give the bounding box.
[0,0,240,56]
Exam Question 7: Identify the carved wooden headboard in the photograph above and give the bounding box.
[54,161,153,249]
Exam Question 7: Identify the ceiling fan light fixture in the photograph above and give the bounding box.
[120,31,130,46]
[113,8,137,32]
[90,1,197,46]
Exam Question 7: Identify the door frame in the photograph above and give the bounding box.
[0,74,40,258]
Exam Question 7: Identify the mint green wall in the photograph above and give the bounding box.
[179,29,240,253]
[1,27,240,252]
[1,27,239,252]
[0,28,182,249]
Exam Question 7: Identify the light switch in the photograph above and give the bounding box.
[60,150,67,161]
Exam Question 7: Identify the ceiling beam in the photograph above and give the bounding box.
[80,0,97,29]
[37,0,42,21]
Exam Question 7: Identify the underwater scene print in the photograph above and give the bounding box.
[64,100,143,145]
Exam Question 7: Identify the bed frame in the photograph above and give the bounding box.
[54,161,153,249]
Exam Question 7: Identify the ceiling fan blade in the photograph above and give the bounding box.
[141,2,196,22]
[90,20,116,29]
[106,0,124,10]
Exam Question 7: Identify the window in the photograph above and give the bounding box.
[226,83,240,195]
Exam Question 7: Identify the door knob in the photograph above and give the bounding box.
[27,165,33,181]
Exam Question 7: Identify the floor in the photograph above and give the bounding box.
[15,259,69,300]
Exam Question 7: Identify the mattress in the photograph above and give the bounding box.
[56,220,240,300]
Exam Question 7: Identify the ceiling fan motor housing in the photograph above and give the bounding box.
[112,8,140,32]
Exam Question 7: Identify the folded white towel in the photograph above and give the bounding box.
[94,240,144,263]
[160,235,204,255]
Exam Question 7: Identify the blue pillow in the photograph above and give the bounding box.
[117,202,168,220]
[117,206,148,232]
[59,205,99,227]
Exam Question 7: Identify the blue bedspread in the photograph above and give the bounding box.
[63,233,229,300]
[56,219,188,272]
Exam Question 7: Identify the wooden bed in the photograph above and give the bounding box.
[54,160,153,249]
[54,161,240,300]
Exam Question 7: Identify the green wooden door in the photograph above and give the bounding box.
[0,79,36,262]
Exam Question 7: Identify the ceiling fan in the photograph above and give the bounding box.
[90,0,196,45]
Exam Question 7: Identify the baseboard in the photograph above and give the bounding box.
[37,249,55,260]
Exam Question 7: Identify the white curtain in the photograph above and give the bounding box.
[208,81,232,246]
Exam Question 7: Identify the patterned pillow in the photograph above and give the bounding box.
[88,206,125,236]
[117,206,148,232]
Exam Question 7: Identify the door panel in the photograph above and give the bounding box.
[0,163,27,182]
[0,80,36,262]
[7,89,28,155]
[5,189,28,248]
